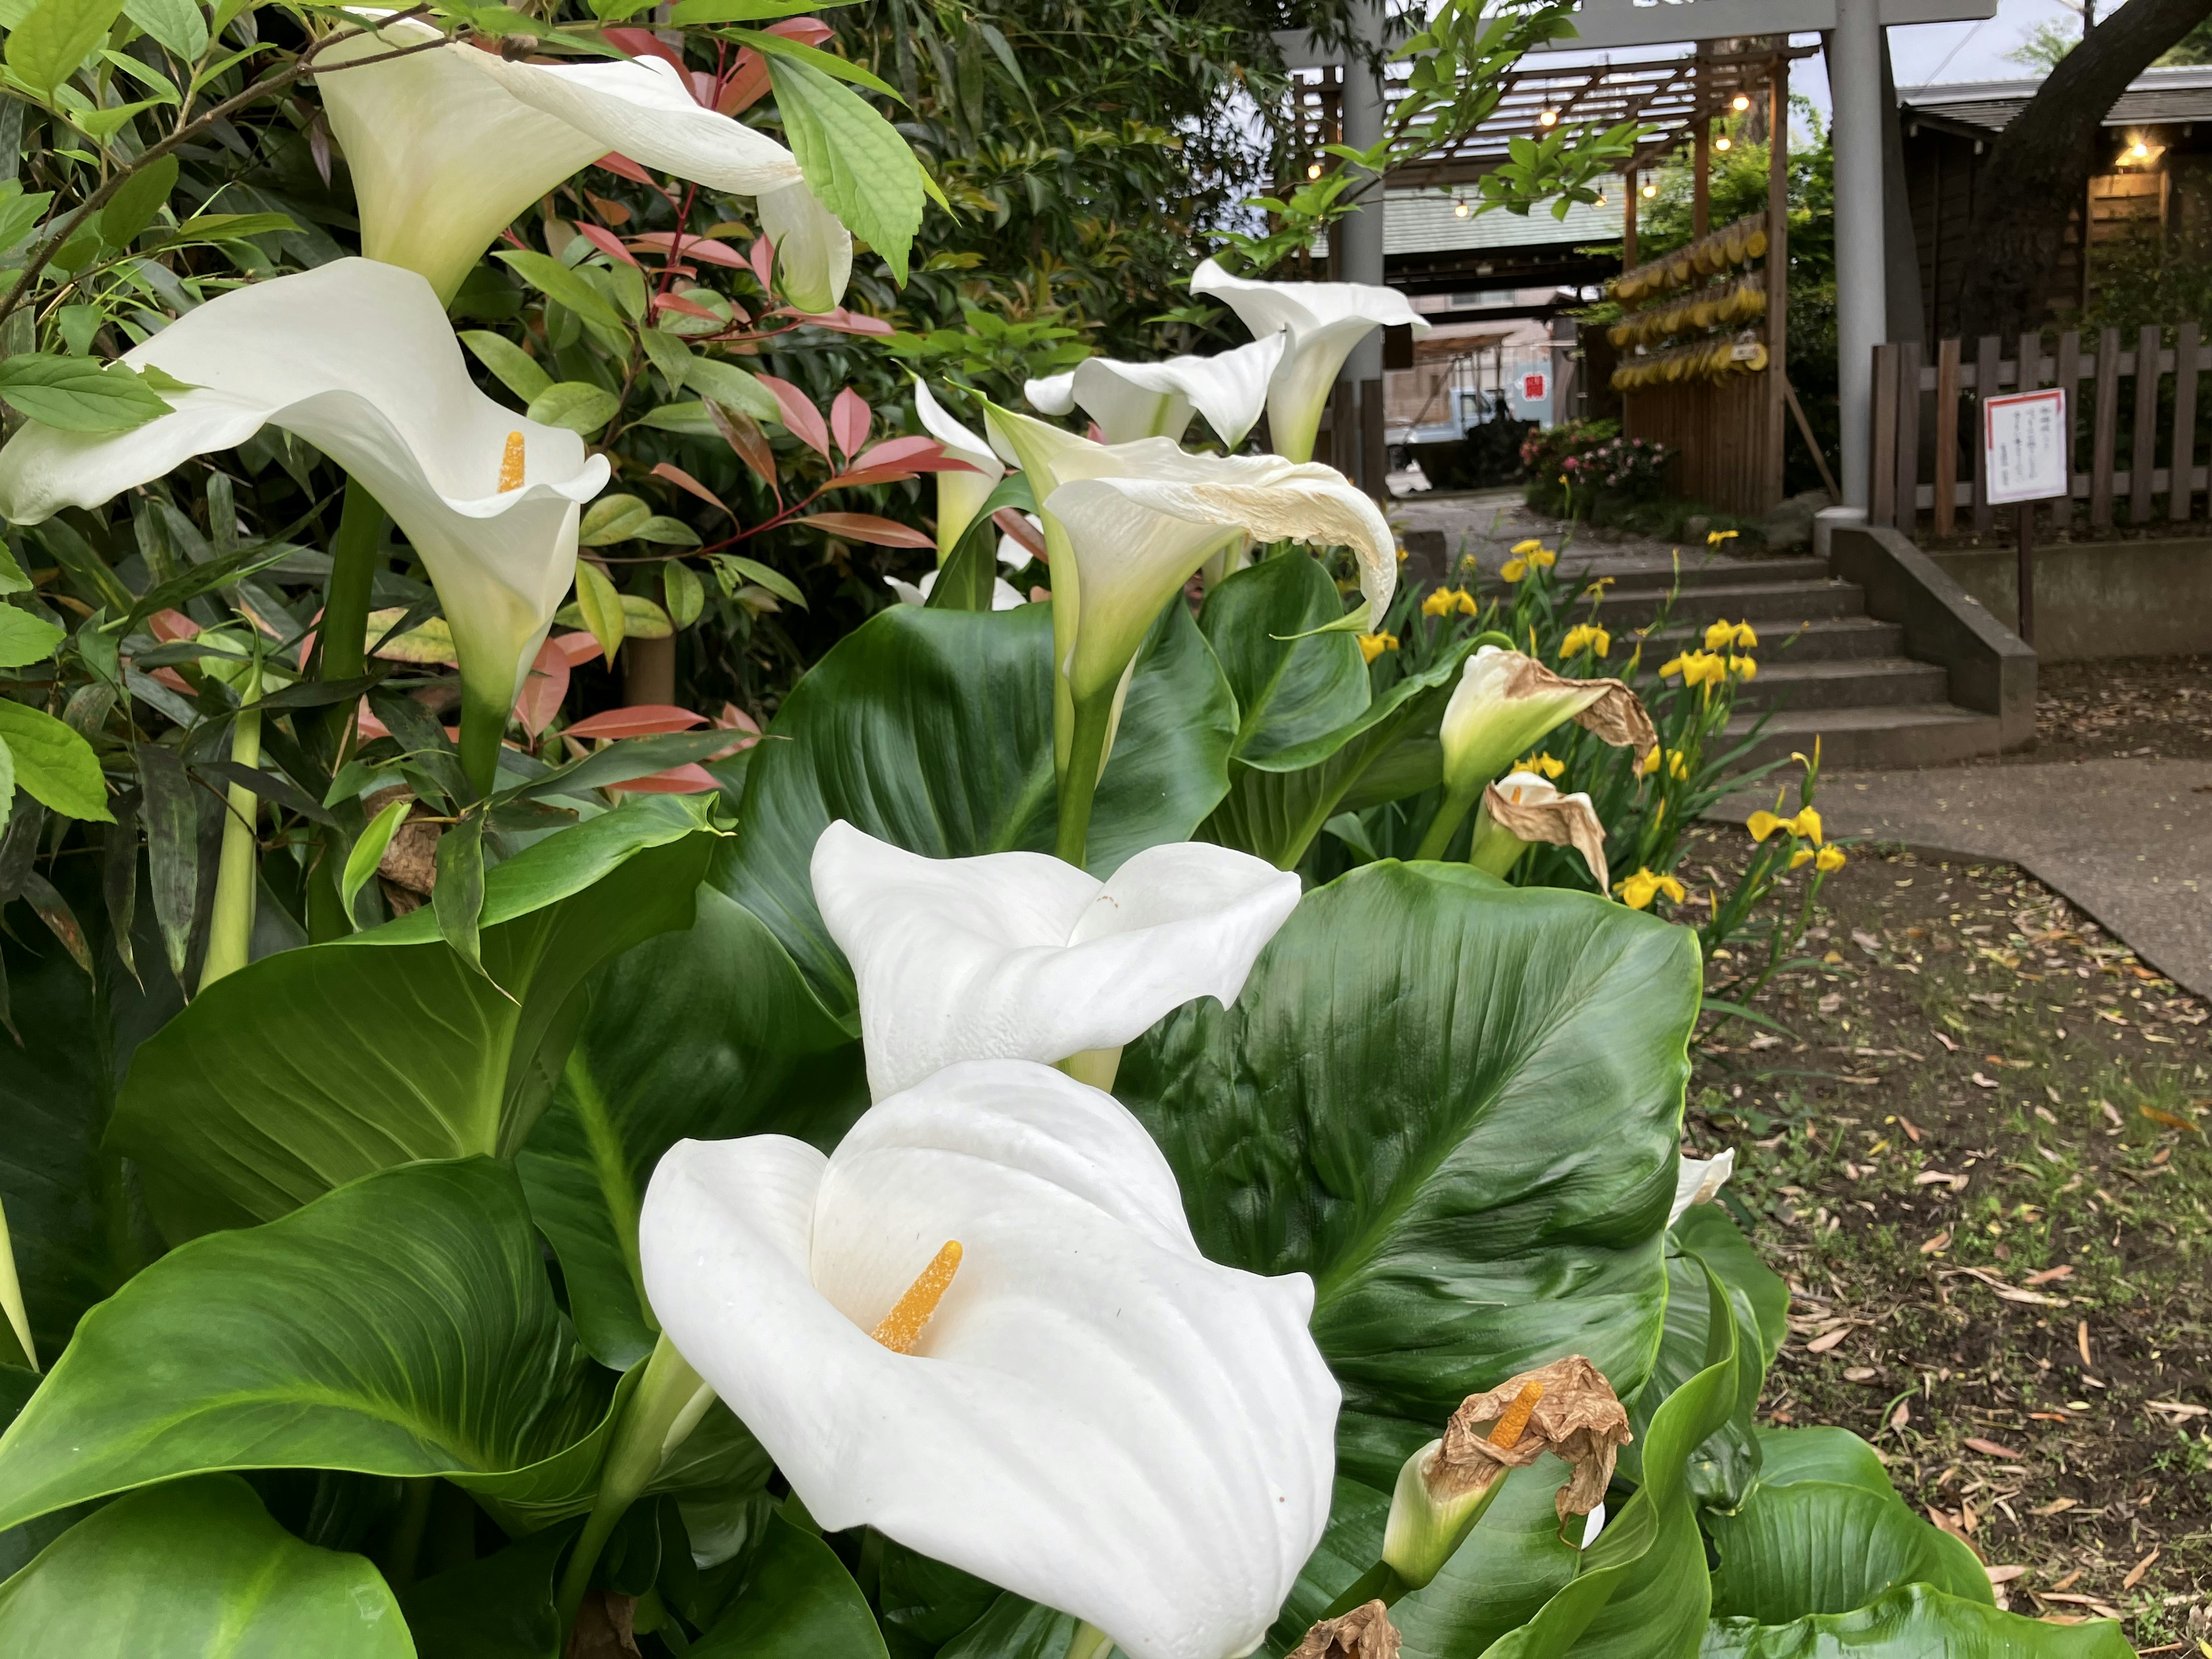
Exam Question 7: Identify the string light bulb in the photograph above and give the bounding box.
[1714,135,1732,151]
[1453,198,1471,218]
[1308,161,1324,179]
[1732,93,1751,112]
[1642,180,1657,198]
[1539,108,1558,126]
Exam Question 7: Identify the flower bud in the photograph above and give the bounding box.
[1468,772,1609,892]
[1439,647,1656,802]
[1383,1357,1633,1589]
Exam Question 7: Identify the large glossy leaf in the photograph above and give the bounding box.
[935,1592,1085,1659]
[518,887,866,1369]
[112,800,716,1238]
[717,601,1237,1009]
[0,1158,615,1533]
[1118,861,1698,1484]
[1200,554,1370,765]
[1624,1206,1790,1508]
[1201,645,1474,870]
[1706,1428,1991,1624]
[691,1511,890,1658]
[399,1524,570,1659]
[1703,1584,2134,1659]
[0,1366,78,1580]
[0,1475,411,1657]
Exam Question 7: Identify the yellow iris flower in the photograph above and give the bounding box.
[1358,631,1400,663]
[1510,538,1546,556]
[1422,588,1457,618]
[1707,529,1738,546]
[1615,868,1686,910]
[1791,844,1847,873]
[1659,650,1727,688]
[1748,805,1823,846]
[1641,745,1690,781]
[1560,623,1611,658]
[1728,654,1757,681]
[1516,752,1566,779]
[1702,619,1759,652]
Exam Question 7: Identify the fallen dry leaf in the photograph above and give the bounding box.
[2140,1104,2201,1133]
[1890,1399,1911,1430]
[1805,1327,1850,1354]
[2024,1265,2074,1285]
[1933,1032,1959,1052]
[1899,1115,1924,1141]
[1921,1230,1951,1254]
[2051,1569,2083,1591]
[2077,1321,2093,1368]
[2032,1497,2077,1516]
[1964,1436,2027,1460]
[1971,1072,1999,1090]
[1986,1565,2030,1585]
[2123,1547,2158,1590]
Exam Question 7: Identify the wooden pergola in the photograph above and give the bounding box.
[1282,39,1817,515]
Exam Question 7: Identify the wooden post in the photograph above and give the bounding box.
[2018,331,2042,542]
[1623,166,1638,271]
[1972,335,2001,538]
[2056,328,2082,525]
[1870,343,1899,527]
[1894,339,1922,536]
[1767,60,1789,510]
[2171,319,2199,521]
[1694,118,1711,240]
[2017,492,2036,646]
[2130,321,2161,525]
[1934,336,1960,537]
[2090,325,2120,529]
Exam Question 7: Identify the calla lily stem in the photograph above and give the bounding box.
[458,679,507,800]
[1414,783,1479,863]
[317,478,388,764]
[1053,692,1115,867]
[554,1332,713,1638]
[1067,1622,1115,1659]
[199,665,263,993]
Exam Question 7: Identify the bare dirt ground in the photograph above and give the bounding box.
[1680,658,2212,1652]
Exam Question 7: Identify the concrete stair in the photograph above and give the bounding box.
[1487,548,2012,770]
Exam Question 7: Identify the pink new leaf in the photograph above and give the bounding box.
[830,388,872,460]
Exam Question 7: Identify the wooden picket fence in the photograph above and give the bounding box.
[1867,323,2212,538]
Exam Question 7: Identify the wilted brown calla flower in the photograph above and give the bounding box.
[1435,1355,1633,1522]
[1289,1600,1402,1659]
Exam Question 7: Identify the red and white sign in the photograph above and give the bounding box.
[1522,370,1548,402]
[1983,388,2067,505]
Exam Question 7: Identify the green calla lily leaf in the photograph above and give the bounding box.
[0,1476,411,1657]
[1200,552,1371,766]
[111,800,714,1240]
[518,887,866,1369]
[691,1510,891,1658]
[717,600,1236,1011]
[1118,861,1699,1485]
[1703,1583,2134,1659]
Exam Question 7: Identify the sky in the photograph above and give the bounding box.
[1796,0,2085,112]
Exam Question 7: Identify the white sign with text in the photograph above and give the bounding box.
[1983,388,2068,506]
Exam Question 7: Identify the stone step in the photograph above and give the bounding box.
[1582,578,1868,628]
[1723,703,2009,772]
[1641,615,1906,662]
[1566,554,1831,592]
[1730,657,1952,713]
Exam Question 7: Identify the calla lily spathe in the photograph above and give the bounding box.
[1468,770,1609,892]
[1191,257,1430,463]
[0,259,608,729]
[884,569,1025,609]
[985,405,1397,704]
[912,381,1006,562]
[1026,336,1287,449]
[315,14,842,305]
[639,1059,1339,1659]
[814,820,1300,1100]
[1670,1147,1736,1225]
[1440,646,1657,804]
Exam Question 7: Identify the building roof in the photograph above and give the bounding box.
[1900,63,2212,133]
[1384,188,1623,257]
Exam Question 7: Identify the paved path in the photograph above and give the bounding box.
[1719,758,2212,998]
[1391,487,1699,570]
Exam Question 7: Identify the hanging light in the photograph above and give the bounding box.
[1642,179,1658,199]
[1714,135,1732,151]
[1594,191,1607,207]
[1307,161,1323,179]
[1453,197,1471,218]
[1539,108,1558,127]
[1732,93,1751,112]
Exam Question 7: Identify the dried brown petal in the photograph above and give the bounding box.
[1483,779,1609,893]
[1498,654,1657,759]
[1289,1600,1402,1659]
[1435,1355,1633,1522]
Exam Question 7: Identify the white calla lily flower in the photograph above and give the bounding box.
[814,820,1300,1100]
[1023,370,1078,418]
[1067,335,1287,449]
[314,14,839,305]
[756,180,854,315]
[1191,258,1430,463]
[884,569,1025,610]
[639,1059,1339,1659]
[914,381,1007,562]
[0,259,608,763]
[1669,1147,1736,1226]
